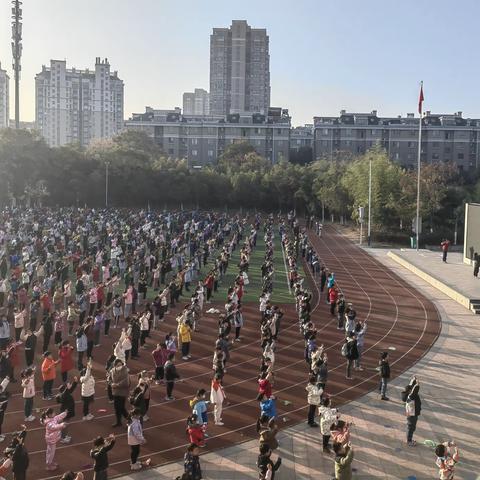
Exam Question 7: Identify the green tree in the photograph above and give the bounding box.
[312,159,349,220]
[341,145,403,228]
[217,142,271,174]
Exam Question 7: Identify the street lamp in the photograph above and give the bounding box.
[367,157,372,246]
[105,160,110,207]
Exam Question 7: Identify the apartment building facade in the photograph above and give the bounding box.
[313,110,480,169]
[125,106,290,166]
[35,57,124,146]
[0,63,9,129]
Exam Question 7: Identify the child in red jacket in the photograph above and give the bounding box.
[186,414,205,447]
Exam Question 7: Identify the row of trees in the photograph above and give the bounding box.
[0,128,479,243]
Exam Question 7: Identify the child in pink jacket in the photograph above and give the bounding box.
[40,408,68,471]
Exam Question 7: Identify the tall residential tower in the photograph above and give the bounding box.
[0,63,9,129]
[183,88,210,115]
[210,20,270,116]
[35,57,124,147]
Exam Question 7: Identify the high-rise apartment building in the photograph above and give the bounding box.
[0,62,9,129]
[35,57,124,147]
[313,110,480,169]
[210,20,270,116]
[183,89,210,116]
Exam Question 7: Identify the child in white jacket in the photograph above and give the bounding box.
[80,359,95,421]
[210,374,226,426]
[319,396,338,453]
[21,367,36,422]
[127,409,147,471]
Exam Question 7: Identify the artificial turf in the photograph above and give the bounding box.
[208,230,295,304]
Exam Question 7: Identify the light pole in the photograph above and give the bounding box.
[415,82,424,252]
[105,160,110,207]
[11,0,23,129]
[367,157,372,246]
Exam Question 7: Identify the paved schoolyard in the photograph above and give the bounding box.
[116,247,480,480]
[392,249,479,301]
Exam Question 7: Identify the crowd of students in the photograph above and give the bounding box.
[0,207,460,480]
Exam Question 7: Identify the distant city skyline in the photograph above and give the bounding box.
[0,0,479,126]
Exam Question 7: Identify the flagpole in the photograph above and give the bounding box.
[415,81,423,252]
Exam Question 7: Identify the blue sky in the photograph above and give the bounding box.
[0,0,477,126]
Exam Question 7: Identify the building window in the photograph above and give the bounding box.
[168,148,174,154]
[208,150,214,156]
[432,153,439,160]
[168,137,174,143]
[323,128,329,135]
[458,153,464,159]
[192,138,198,145]
[192,150,198,156]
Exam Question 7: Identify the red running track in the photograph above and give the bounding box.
[2,226,440,479]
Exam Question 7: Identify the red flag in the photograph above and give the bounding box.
[418,84,424,114]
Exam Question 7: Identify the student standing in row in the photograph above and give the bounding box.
[164,353,180,401]
[80,359,95,421]
[210,374,226,426]
[127,409,147,471]
[90,434,116,480]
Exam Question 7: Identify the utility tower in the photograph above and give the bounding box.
[11,0,22,129]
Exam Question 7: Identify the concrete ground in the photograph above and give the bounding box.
[116,248,480,480]
[391,249,479,301]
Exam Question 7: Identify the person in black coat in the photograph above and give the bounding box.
[379,351,391,400]
[344,333,359,380]
[6,425,29,480]
[164,353,180,400]
[257,443,282,480]
[130,318,141,359]
[90,434,116,480]
[183,444,202,480]
[56,377,78,442]
[42,314,54,353]
[403,376,422,446]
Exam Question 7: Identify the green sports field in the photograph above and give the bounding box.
[209,231,295,304]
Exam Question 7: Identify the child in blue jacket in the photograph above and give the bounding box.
[259,393,277,419]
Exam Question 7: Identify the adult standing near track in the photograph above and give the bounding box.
[109,359,130,428]
[403,376,421,446]
[440,239,450,263]
[378,351,391,401]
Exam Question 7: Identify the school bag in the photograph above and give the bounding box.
[405,397,415,417]
[341,342,348,357]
